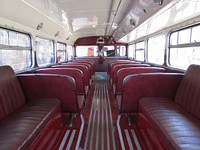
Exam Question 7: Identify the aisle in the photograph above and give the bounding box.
[84,82,116,150]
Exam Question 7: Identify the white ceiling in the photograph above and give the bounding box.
[18,0,173,43]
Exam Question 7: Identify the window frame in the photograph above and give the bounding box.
[67,45,74,61]
[128,44,135,60]
[135,41,145,61]
[35,36,55,67]
[147,34,165,65]
[168,24,200,69]
[0,27,32,70]
[56,42,67,63]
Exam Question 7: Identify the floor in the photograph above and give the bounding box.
[59,72,145,150]
[93,72,109,80]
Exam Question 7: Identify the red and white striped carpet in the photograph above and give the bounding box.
[84,82,116,150]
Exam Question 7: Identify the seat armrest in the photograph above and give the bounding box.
[17,74,80,113]
[120,73,183,113]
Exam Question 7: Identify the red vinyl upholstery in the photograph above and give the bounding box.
[139,98,200,150]
[175,64,200,118]
[52,64,90,86]
[72,60,95,75]
[0,99,61,149]
[0,66,26,120]
[127,64,200,149]
[110,64,150,86]
[65,62,92,78]
[0,66,65,149]
[121,73,183,113]
[115,67,165,96]
[18,74,84,113]
[108,60,140,75]
[36,68,86,96]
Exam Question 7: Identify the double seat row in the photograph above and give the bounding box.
[34,59,94,113]
[108,60,166,110]
[110,60,200,149]
[0,59,94,149]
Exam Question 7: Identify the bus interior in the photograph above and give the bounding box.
[0,0,200,149]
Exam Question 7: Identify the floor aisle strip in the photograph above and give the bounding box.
[105,84,116,150]
[125,129,134,150]
[58,130,70,150]
[84,83,116,150]
[131,129,142,150]
[84,84,98,149]
[66,130,76,150]
[103,83,108,150]
[101,84,105,150]
[117,115,125,150]
[89,84,99,150]
[75,115,84,150]
[95,84,101,150]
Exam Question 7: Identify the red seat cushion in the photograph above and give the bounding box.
[139,98,200,150]
[0,99,60,149]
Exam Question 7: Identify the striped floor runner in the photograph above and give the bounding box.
[58,81,143,150]
[84,82,116,150]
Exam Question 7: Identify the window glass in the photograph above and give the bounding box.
[170,47,200,70]
[169,25,200,69]
[170,32,178,45]
[148,35,165,65]
[128,44,135,59]
[191,26,200,43]
[0,28,32,71]
[135,41,145,61]
[67,45,74,60]
[120,0,200,43]
[9,31,18,46]
[0,50,31,70]
[56,42,66,63]
[17,33,30,47]
[76,46,98,57]
[135,50,144,61]
[103,46,115,57]
[116,46,126,56]
[35,37,54,66]
[0,29,8,45]
[178,28,191,44]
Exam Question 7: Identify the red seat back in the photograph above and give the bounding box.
[52,65,90,86]
[0,66,25,120]
[111,64,150,85]
[116,67,166,95]
[18,74,80,113]
[72,60,95,74]
[175,64,200,119]
[108,61,141,75]
[36,68,85,96]
[63,62,92,78]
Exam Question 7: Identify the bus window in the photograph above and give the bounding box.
[128,44,135,60]
[76,46,98,57]
[35,37,54,66]
[191,26,200,43]
[56,42,66,63]
[116,46,126,56]
[0,28,31,71]
[67,45,74,60]
[103,46,115,57]
[148,35,165,65]
[169,25,200,69]
[135,41,145,61]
